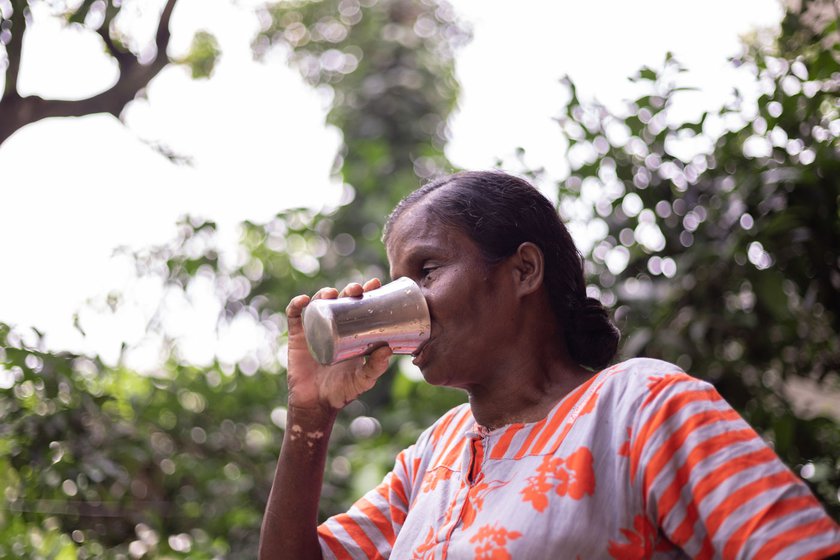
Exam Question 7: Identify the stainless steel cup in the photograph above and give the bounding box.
[302,276,431,365]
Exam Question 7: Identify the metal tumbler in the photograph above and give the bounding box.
[302,276,431,365]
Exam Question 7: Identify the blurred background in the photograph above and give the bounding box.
[1,0,838,557]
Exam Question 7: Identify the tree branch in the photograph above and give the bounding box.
[96,22,133,71]
[0,0,179,146]
[155,0,177,57]
[120,0,177,85]
[94,2,135,72]
[2,1,26,101]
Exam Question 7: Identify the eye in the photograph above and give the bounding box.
[420,264,438,280]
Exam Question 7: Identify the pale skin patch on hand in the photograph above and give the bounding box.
[290,424,303,441]
[289,425,325,446]
[305,430,325,447]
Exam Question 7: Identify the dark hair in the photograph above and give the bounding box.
[384,170,620,371]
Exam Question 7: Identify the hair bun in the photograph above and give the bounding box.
[565,297,620,371]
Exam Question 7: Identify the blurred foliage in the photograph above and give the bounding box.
[0,324,280,557]
[2,0,839,558]
[554,0,840,518]
[255,0,469,263]
[1,0,467,557]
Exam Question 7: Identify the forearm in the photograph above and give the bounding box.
[259,406,338,560]
[261,282,392,558]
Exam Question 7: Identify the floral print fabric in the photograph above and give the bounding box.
[318,358,840,559]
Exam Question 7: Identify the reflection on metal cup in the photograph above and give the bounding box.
[302,277,431,365]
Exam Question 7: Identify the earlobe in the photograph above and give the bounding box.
[512,242,544,296]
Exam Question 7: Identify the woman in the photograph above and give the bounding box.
[260,171,840,559]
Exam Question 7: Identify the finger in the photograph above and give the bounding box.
[361,346,393,380]
[339,282,363,298]
[285,294,311,319]
[312,287,338,301]
[362,278,382,292]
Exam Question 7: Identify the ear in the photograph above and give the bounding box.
[510,242,544,297]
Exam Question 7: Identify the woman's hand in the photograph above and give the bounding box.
[285,278,394,412]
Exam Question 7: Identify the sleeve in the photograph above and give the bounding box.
[629,372,840,560]
[317,444,420,560]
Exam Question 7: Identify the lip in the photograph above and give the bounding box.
[412,339,431,367]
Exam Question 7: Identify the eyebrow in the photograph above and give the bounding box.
[402,243,444,257]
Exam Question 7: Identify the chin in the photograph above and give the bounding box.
[419,368,439,384]
[420,367,460,390]
[419,366,445,386]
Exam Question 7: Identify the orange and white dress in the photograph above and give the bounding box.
[317,358,840,559]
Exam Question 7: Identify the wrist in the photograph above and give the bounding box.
[286,404,338,433]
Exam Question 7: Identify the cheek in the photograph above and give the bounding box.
[425,262,487,321]
[428,282,478,324]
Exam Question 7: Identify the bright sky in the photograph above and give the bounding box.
[0,0,783,367]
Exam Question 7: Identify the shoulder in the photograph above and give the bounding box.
[604,356,687,381]
[588,357,724,429]
[598,357,710,398]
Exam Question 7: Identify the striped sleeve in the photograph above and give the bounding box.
[318,445,416,560]
[316,404,471,559]
[630,373,840,560]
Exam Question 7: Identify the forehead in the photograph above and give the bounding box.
[385,203,469,273]
[386,203,442,255]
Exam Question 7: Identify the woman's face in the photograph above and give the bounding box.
[385,202,519,389]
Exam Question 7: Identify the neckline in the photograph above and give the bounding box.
[468,369,603,438]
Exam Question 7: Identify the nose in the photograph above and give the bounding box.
[419,289,433,318]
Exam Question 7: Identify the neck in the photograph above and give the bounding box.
[458,288,594,430]
[464,331,592,431]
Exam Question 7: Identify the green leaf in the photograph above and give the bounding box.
[174,31,221,79]
[637,67,658,82]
